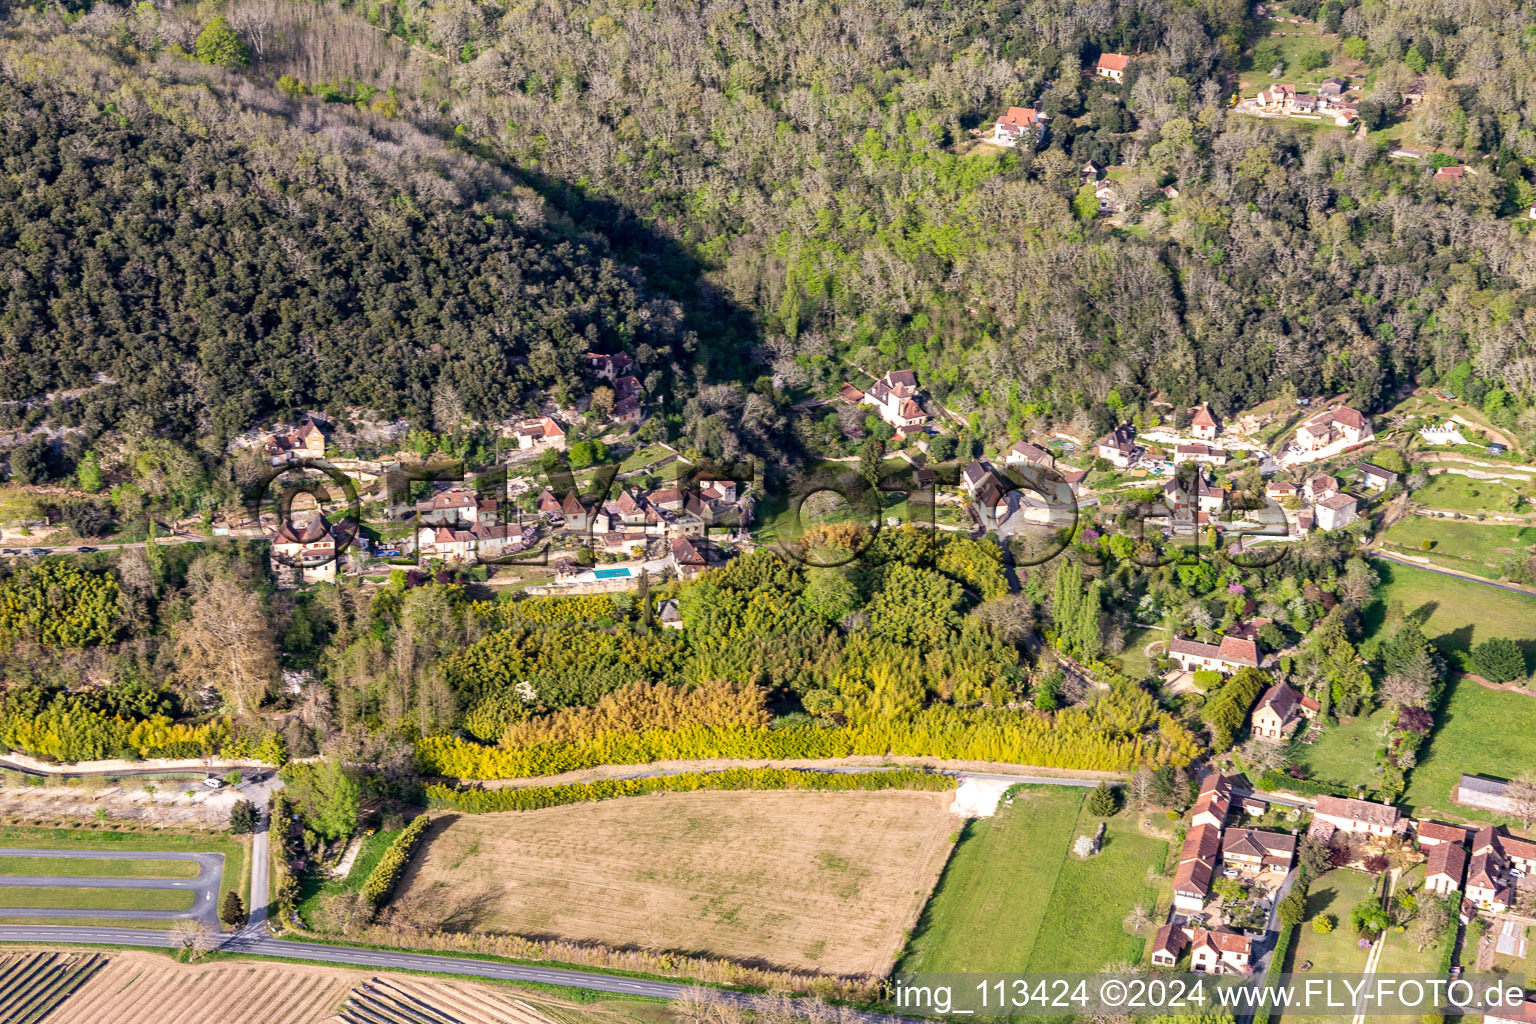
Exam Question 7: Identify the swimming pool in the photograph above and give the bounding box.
[593,567,634,580]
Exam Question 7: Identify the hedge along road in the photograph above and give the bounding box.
[0,848,223,925]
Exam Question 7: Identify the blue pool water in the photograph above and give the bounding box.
[593,567,634,580]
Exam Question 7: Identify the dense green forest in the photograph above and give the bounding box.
[1,0,1534,465]
[0,17,702,443]
[222,0,1536,446]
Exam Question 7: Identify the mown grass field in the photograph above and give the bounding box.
[1381,518,1536,580]
[0,886,193,911]
[1404,677,1536,823]
[0,855,200,879]
[1364,559,1536,666]
[899,787,1166,975]
[1287,708,1392,791]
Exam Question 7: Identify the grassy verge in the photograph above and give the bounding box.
[0,826,247,910]
[0,917,175,930]
[0,886,193,911]
[0,856,201,879]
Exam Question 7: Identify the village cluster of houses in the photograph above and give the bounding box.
[954,444,1087,528]
[1307,798,1536,921]
[1151,769,1536,975]
[268,470,745,583]
[1156,774,1295,973]
[1243,79,1360,127]
[1265,472,1357,534]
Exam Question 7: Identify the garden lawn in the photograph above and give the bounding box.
[1373,866,1448,975]
[1117,625,1160,682]
[899,787,1166,975]
[1363,559,1536,666]
[1278,869,1381,1024]
[0,886,193,911]
[1409,474,1519,513]
[1286,709,1392,791]
[1403,676,1536,823]
[617,445,671,474]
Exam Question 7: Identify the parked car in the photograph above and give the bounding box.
[202,777,225,790]
[0,550,17,556]
[76,546,96,553]
[28,548,49,556]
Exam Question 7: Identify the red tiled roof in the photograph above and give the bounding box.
[1172,856,1214,895]
[1318,492,1357,511]
[1315,795,1401,828]
[671,537,705,565]
[1331,406,1368,429]
[1098,53,1130,71]
[1191,405,1218,428]
[1193,928,1251,955]
[1418,821,1470,845]
[1184,824,1223,862]
[1426,842,1467,881]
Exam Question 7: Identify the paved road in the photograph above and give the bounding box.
[0,848,222,925]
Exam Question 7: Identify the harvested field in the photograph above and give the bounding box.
[393,789,959,976]
[45,950,667,1024]
[335,974,589,1024]
[0,950,106,1021]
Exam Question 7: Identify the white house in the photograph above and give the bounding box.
[1096,53,1130,82]
[992,106,1047,147]
[1315,492,1357,531]
[1096,423,1139,467]
[854,370,930,436]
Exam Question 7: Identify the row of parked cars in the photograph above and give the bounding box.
[0,546,97,556]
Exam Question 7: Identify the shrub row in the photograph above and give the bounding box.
[421,707,1195,780]
[1252,921,1296,1024]
[425,767,956,813]
[359,814,431,909]
[1435,912,1460,976]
